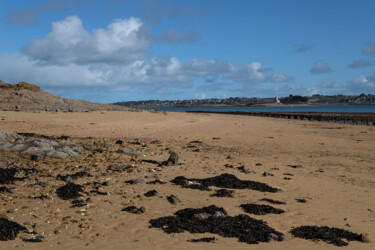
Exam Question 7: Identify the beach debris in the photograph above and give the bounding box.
[171,176,210,191]
[240,204,284,215]
[171,174,279,192]
[259,198,286,205]
[0,186,11,193]
[144,190,158,197]
[0,218,26,241]
[125,178,143,184]
[151,140,161,144]
[0,168,17,184]
[167,195,180,204]
[225,164,251,174]
[149,205,284,244]
[210,189,234,197]
[262,172,273,177]
[56,171,92,182]
[115,140,124,145]
[189,237,216,243]
[287,164,303,169]
[56,183,85,200]
[296,198,307,203]
[361,233,370,243]
[115,149,140,156]
[147,179,167,184]
[290,226,363,246]
[122,206,146,214]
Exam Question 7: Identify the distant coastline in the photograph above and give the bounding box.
[114,94,375,108]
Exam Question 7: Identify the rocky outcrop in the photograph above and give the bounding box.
[0,80,129,112]
[0,131,81,159]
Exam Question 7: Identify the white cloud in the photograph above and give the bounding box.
[1,15,296,100]
[310,60,332,74]
[269,72,293,82]
[347,73,375,93]
[22,16,151,64]
[320,80,342,89]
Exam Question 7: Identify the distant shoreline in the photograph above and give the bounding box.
[137,103,375,108]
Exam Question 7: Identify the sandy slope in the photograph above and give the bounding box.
[0,110,374,249]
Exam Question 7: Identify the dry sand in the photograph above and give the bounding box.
[0,110,374,249]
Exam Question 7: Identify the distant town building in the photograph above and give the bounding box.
[275,97,280,103]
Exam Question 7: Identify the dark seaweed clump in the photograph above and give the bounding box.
[240,204,284,215]
[0,168,17,185]
[144,189,158,197]
[171,174,279,193]
[149,205,284,244]
[171,176,210,191]
[0,186,11,193]
[146,180,167,184]
[210,189,234,197]
[189,237,216,242]
[259,198,286,205]
[290,226,362,246]
[56,183,84,200]
[56,171,92,181]
[0,218,26,241]
[122,206,145,214]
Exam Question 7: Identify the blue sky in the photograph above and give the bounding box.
[0,0,375,103]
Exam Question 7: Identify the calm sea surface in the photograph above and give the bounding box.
[141,105,375,113]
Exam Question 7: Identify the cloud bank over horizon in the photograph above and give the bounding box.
[0,15,295,102]
[1,0,374,103]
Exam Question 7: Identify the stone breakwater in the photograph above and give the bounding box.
[188,111,375,126]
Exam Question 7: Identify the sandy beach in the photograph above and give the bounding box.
[0,110,374,249]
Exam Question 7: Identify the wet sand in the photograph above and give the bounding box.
[0,110,374,249]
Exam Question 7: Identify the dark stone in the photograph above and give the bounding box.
[237,166,250,174]
[290,226,362,246]
[240,204,284,215]
[149,205,284,244]
[167,151,179,166]
[167,195,180,204]
[171,174,279,193]
[151,140,161,144]
[56,183,84,200]
[259,198,286,205]
[0,218,26,241]
[210,189,234,197]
